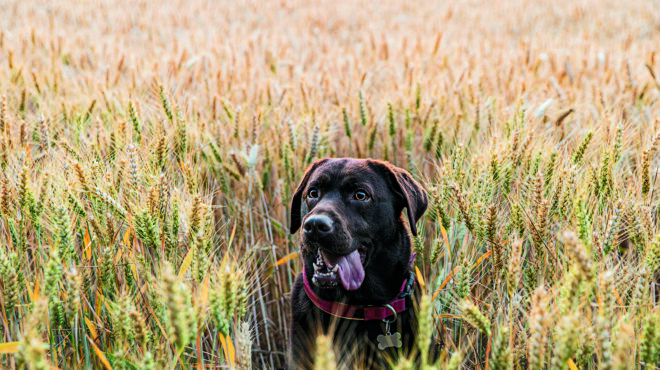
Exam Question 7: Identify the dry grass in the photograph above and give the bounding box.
[1,0,660,368]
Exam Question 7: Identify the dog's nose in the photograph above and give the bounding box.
[303,215,334,236]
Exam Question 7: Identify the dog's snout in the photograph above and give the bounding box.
[303,215,334,236]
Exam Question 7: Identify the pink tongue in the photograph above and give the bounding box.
[323,250,365,291]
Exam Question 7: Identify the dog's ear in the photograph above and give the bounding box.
[371,160,428,236]
[289,158,330,234]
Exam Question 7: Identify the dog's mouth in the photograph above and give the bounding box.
[312,247,366,291]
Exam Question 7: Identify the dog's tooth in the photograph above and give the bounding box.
[331,265,339,272]
[313,263,320,270]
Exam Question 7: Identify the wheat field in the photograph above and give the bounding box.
[0,0,659,368]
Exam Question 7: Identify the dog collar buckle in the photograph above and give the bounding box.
[398,270,415,299]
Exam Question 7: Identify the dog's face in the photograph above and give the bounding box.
[290,158,427,292]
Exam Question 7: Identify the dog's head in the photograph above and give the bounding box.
[289,158,428,292]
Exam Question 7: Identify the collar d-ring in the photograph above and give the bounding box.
[382,304,397,323]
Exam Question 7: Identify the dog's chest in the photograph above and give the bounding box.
[312,299,416,365]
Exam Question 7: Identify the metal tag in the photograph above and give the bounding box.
[377,332,402,350]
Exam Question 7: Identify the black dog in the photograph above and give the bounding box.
[288,158,428,369]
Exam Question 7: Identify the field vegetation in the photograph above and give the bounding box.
[1,0,660,368]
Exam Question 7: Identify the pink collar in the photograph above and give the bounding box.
[302,253,416,321]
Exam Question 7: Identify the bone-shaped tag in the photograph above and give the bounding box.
[377,332,402,350]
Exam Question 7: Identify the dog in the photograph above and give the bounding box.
[288,158,428,369]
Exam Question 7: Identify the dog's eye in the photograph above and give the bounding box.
[354,190,369,201]
[307,189,320,199]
